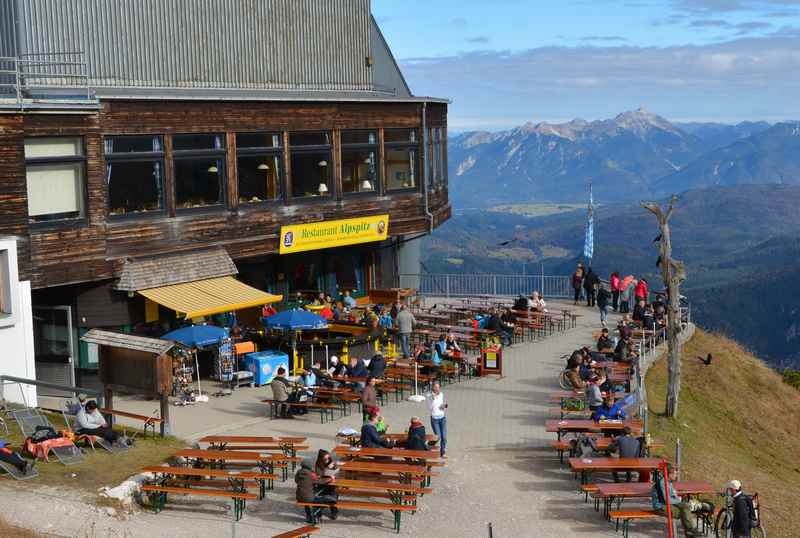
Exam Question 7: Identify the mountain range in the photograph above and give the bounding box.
[448,108,798,207]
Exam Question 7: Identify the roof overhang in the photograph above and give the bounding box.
[115,247,238,292]
[81,329,176,355]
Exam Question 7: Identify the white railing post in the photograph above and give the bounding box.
[492,275,497,296]
[445,274,450,297]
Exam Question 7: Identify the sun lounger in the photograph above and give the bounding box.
[11,407,86,465]
[0,459,38,480]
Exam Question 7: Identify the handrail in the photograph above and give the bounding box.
[0,53,94,109]
[1,375,104,407]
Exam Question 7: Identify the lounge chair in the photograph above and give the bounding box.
[0,416,7,436]
[0,457,38,480]
[9,407,85,466]
[61,400,127,454]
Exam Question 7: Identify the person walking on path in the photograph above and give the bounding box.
[597,283,611,327]
[426,381,447,458]
[572,263,584,305]
[396,304,415,359]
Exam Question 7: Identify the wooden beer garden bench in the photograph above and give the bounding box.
[199,435,307,459]
[174,448,300,482]
[596,481,713,520]
[141,484,257,521]
[98,407,164,438]
[296,500,418,533]
[550,437,664,464]
[271,525,320,538]
[262,399,338,424]
[608,509,662,538]
[142,465,278,498]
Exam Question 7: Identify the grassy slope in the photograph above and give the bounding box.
[646,329,800,538]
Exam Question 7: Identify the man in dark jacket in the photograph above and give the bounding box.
[597,328,613,352]
[360,413,391,448]
[726,480,754,537]
[608,426,641,482]
[584,267,599,307]
[367,353,386,379]
[295,459,337,522]
[486,308,512,346]
[405,417,430,451]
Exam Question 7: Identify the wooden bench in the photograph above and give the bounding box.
[609,509,662,538]
[271,526,320,538]
[262,400,338,423]
[296,500,418,533]
[141,484,257,521]
[143,465,278,496]
[99,408,164,438]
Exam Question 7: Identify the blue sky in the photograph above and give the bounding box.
[373,0,800,130]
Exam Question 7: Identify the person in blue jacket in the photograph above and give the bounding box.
[593,396,626,421]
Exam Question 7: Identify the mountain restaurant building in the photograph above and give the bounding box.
[0,0,449,386]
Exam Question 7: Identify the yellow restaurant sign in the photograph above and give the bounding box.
[279,214,389,255]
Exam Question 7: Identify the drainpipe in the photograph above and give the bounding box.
[422,102,434,232]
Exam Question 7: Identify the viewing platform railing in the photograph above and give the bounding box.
[399,273,572,299]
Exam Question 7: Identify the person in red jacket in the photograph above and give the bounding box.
[610,272,621,312]
[635,278,649,304]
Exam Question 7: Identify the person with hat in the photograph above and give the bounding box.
[404,417,430,451]
[725,479,755,537]
[295,457,337,522]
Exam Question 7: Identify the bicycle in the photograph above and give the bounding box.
[715,491,766,538]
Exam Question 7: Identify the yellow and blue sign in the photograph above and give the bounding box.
[279,214,389,255]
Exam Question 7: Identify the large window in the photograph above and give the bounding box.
[341,130,378,195]
[173,133,226,210]
[104,135,165,217]
[24,137,86,223]
[236,132,283,204]
[430,127,447,189]
[289,131,332,199]
[384,129,419,191]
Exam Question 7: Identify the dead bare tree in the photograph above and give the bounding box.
[641,195,686,418]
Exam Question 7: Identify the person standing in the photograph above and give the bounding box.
[426,381,447,458]
[361,376,379,422]
[726,480,755,538]
[396,305,415,359]
[635,277,649,304]
[583,267,599,307]
[597,283,611,328]
[572,263,584,305]
[610,272,621,312]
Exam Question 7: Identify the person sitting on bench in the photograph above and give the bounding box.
[651,464,713,537]
[367,353,386,379]
[593,395,626,422]
[0,440,34,475]
[271,367,299,419]
[295,458,337,522]
[361,412,392,448]
[608,426,640,482]
[597,328,613,352]
[75,400,120,444]
[404,417,430,451]
[346,357,369,391]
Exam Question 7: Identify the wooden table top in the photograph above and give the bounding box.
[568,457,664,471]
[595,481,714,498]
[174,449,298,462]
[545,419,643,433]
[334,478,429,494]
[198,435,306,444]
[339,460,430,475]
[333,446,442,462]
[142,466,276,479]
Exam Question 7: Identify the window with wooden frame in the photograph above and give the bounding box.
[341,130,379,195]
[236,132,284,204]
[24,137,86,223]
[104,135,165,217]
[384,128,419,191]
[288,131,333,199]
[173,133,227,210]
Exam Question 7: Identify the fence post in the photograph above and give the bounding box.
[492,275,497,296]
[445,274,450,298]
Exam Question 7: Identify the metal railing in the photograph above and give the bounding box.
[0,52,93,109]
[399,273,572,298]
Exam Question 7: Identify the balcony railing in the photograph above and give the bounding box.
[398,273,573,298]
[0,52,95,109]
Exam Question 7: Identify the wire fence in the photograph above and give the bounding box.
[399,273,573,299]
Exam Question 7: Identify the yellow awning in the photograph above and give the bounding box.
[139,276,282,319]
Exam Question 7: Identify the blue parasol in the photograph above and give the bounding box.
[262,309,328,331]
[162,325,228,348]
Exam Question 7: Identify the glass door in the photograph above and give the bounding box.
[32,305,76,396]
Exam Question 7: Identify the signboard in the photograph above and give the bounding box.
[279,214,389,255]
[479,346,503,377]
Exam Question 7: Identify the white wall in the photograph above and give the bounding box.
[397,235,423,290]
[0,238,37,407]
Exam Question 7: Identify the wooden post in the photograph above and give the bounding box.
[159,391,170,437]
[104,386,114,426]
[641,195,686,418]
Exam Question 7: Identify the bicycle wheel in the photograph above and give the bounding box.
[751,525,766,538]
[714,510,730,538]
[559,371,572,390]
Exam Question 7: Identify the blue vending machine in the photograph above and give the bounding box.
[244,350,290,386]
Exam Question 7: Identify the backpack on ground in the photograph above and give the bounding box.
[744,494,760,528]
[30,425,60,443]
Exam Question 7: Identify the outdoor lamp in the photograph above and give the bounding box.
[207,164,219,173]
[257,163,270,170]
[318,183,329,194]
[317,160,328,167]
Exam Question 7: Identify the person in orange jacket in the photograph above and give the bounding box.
[610,272,621,311]
[634,278,649,304]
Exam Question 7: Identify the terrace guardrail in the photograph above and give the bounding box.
[399,273,573,298]
[0,52,95,109]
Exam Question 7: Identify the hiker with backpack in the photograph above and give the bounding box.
[651,464,714,537]
[726,479,758,537]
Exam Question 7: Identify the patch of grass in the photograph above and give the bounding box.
[646,329,800,538]
[1,408,185,499]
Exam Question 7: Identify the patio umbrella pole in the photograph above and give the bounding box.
[194,349,207,402]
[408,361,425,403]
[325,345,329,371]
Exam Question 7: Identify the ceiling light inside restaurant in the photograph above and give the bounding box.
[318,183,329,194]
[360,180,373,190]
[317,160,327,167]
[257,163,270,170]
[207,164,219,173]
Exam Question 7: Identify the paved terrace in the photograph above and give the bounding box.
[6,300,665,537]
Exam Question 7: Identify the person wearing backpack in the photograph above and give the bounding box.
[726,479,757,537]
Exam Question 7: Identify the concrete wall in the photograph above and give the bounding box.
[0,238,37,406]
[397,235,423,290]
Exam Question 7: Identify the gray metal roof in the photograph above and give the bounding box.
[81,329,176,355]
[115,247,239,292]
[8,0,386,94]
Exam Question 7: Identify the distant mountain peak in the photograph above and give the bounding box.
[612,107,679,136]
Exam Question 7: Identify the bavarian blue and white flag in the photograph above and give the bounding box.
[583,183,594,260]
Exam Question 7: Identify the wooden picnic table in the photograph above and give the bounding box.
[336,432,438,447]
[338,460,433,486]
[198,435,309,462]
[174,449,300,481]
[142,465,278,498]
[568,457,664,484]
[595,480,714,518]
[546,419,643,439]
[333,446,442,463]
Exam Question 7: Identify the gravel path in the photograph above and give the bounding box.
[1,300,663,537]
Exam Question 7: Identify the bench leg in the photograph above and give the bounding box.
[622,518,630,538]
[393,509,401,533]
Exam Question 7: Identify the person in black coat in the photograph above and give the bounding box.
[360,413,391,448]
[726,480,753,537]
[583,267,599,307]
[367,353,386,379]
[404,417,430,451]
